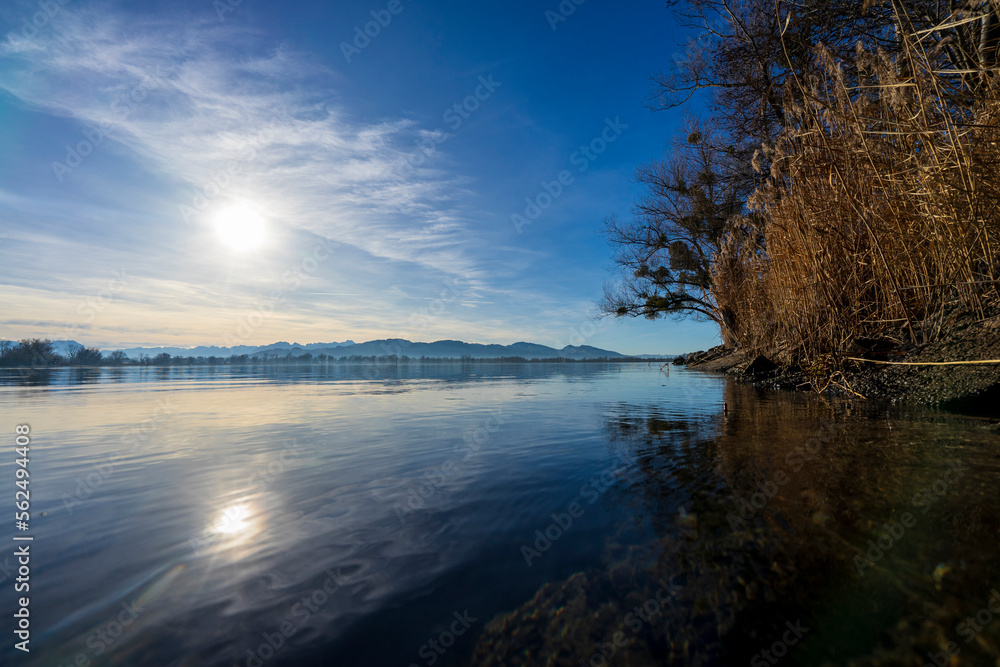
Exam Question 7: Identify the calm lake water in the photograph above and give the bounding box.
[1,363,999,666]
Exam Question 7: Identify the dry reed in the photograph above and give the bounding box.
[712,4,1000,365]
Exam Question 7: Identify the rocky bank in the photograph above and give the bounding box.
[680,312,1000,412]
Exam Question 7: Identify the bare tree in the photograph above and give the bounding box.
[69,348,104,366]
[600,121,749,328]
[0,339,60,367]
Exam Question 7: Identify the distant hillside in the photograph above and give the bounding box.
[20,339,655,361]
[115,341,355,360]
[50,340,85,357]
[250,339,627,360]
[2,338,680,364]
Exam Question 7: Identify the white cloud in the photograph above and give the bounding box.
[0,8,486,284]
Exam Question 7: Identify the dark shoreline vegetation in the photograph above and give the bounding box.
[600,0,1000,404]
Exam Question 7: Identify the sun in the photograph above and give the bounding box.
[213,202,266,251]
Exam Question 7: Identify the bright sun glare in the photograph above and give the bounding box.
[213,203,266,251]
[213,504,251,534]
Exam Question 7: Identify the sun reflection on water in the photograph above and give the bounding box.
[197,500,263,553]
[214,504,251,534]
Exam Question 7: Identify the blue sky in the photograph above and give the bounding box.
[0,0,721,355]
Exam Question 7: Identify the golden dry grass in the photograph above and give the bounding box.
[713,9,1000,365]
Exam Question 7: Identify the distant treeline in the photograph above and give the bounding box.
[0,339,665,368]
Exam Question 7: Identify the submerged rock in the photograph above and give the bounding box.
[743,355,779,379]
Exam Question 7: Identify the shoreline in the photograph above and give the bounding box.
[0,357,673,371]
[683,313,1000,412]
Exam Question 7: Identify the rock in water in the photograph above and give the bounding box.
[743,355,779,379]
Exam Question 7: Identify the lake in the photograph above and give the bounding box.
[1,363,998,666]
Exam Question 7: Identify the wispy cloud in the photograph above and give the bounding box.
[0,8,484,282]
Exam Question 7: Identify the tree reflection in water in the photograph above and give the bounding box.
[474,383,1000,666]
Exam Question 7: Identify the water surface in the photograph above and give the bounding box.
[1,364,998,666]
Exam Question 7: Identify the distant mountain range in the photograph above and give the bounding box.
[111,341,357,359]
[6,338,685,361]
[251,339,630,360]
[102,339,637,360]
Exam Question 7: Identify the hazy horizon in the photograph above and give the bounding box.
[9,335,693,357]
